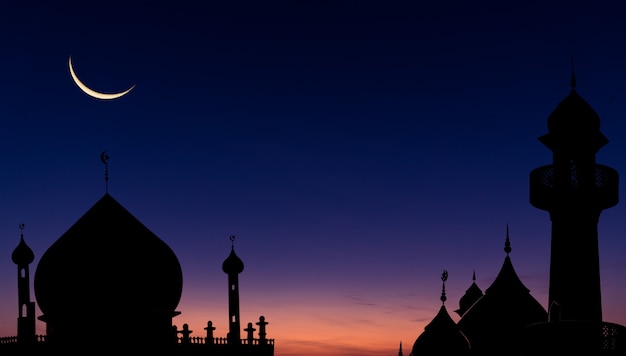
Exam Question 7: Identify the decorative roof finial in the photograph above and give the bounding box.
[440,269,448,304]
[398,341,403,356]
[100,151,110,194]
[230,234,236,247]
[504,224,512,255]
[570,51,577,90]
[472,269,476,282]
[19,223,25,237]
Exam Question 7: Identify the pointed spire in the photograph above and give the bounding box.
[504,224,512,256]
[472,269,476,282]
[398,341,403,356]
[570,52,577,90]
[100,151,110,194]
[440,269,448,305]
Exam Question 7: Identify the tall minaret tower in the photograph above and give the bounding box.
[12,224,36,344]
[529,71,618,322]
[222,235,244,345]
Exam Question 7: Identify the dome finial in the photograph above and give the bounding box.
[100,151,110,194]
[19,223,25,238]
[440,269,448,304]
[504,224,512,255]
[570,51,577,90]
[230,234,236,247]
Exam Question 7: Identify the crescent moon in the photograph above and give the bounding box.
[68,56,135,100]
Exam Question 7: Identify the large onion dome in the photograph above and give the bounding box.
[33,193,183,347]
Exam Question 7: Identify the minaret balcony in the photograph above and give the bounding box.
[530,164,618,211]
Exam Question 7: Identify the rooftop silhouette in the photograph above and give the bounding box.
[1,71,625,356]
[404,77,625,355]
[1,191,274,355]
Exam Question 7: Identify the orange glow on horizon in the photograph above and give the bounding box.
[2,284,618,356]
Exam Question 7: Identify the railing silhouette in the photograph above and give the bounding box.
[175,336,274,345]
[530,163,619,210]
[523,320,626,354]
[0,334,273,347]
[0,335,46,344]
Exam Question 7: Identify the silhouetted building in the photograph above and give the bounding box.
[0,192,274,356]
[457,229,548,355]
[407,76,625,355]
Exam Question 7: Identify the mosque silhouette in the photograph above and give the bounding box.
[402,73,626,355]
[1,180,274,355]
[2,73,626,355]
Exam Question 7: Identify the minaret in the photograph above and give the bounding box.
[222,235,244,345]
[529,71,618,322]
[12,224,36,344]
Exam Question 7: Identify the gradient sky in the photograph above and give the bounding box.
[1,1,626,356]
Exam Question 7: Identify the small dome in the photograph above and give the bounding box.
[411,305,471,356]
[454,276,483,317]
[222,246,244,274]
[12,235,34,265]
[547,89,600,134]
[540,89,608,153]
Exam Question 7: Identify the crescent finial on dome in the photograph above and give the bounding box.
[440,269,448,304]
[101,151,109,194]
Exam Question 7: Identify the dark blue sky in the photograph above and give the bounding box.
[2,2,626,355]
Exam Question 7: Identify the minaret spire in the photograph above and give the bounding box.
[101,151,109,194]
[570,52,577,90]
[504,224,512,256]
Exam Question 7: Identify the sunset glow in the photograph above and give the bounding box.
[1,2,626,356]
